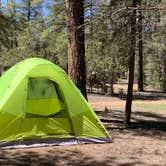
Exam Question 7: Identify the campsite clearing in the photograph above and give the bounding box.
[0,93,166,166]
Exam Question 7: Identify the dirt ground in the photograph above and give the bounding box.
[0,93,166,166]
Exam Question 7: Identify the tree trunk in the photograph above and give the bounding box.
[110,72,114,96]
[66,0,87,99]
[90,0,93,41]
[27,0,31,21]
[162,45,166,91]
[125,0,137,125]
[10,0,18,48]
[138,0,144,92]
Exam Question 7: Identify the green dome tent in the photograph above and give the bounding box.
[0,58,110,149]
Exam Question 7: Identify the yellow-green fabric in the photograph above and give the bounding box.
[0,58,110,143]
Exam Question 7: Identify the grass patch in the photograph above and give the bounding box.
[134,103,166,112]
[116,79,128,83]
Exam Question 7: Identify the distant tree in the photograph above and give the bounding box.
[0,0,165,94]
[125,0,137,125]
[7,0,18,48]
[86,1,130,95]
[137,0,144,92]
[144,0,166,90]
[66,0,87,99]
[0,14,15,48]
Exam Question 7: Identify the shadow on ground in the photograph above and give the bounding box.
[116,91,166,101]
[0,149,109,166]
[88,89,166,101]
[97,109,166,140]
[0,147,146,166]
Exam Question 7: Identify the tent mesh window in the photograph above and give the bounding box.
[25,78,65,118]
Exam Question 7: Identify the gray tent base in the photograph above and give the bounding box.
[0,137,111,150]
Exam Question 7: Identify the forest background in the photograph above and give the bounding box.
[0,0,165,124]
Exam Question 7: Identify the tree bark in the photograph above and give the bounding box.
[138,0,144,92]
[110,72,114,96]
[66,0,87,99]
[27,0,31,21]
[162,44,166,91]
[125,0,137,125]
[90,0,93,41]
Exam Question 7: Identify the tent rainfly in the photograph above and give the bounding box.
[0,58,111,149]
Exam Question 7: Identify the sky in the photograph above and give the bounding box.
[0,0,108,18]
[1,0,7,4]
[1,0,51,18]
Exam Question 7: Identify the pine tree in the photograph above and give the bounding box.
[66,0,87,99]
[137,0,144,91]
[125,0,137,125]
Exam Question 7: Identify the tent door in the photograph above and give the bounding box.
[25,78,63,117]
